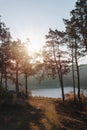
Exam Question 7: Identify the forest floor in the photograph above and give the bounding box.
[0,96,87,130]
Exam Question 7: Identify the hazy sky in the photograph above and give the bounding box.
[0,0,77,50]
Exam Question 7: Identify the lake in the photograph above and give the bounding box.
[31,87,78,98]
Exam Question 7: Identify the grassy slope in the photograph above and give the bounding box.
[0,97,87,130]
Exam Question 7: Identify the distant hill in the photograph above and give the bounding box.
[25,64,87,89]
[8,64,87,90]
[63,64,87,89]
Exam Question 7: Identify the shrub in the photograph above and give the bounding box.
[0,86,13,105]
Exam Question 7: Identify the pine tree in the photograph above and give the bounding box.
[43,29,70,101]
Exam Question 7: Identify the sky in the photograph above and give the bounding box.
[0,0,77,51]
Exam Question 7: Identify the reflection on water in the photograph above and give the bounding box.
[32,87,78,98]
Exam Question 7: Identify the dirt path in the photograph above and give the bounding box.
[29,97,64,130]
[1,97,87,130]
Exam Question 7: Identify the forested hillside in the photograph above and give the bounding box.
[18,64,87,90]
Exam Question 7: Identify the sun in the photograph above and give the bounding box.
[29,35,44,52]
[19,33,44,54]
[27,32,44,52]
[26,42,43,63]
[30,43,39,52]
[27,41,43,54]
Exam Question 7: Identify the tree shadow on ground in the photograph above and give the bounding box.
[54,99,87,130]
[0,103,45,130]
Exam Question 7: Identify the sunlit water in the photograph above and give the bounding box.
[31,87,79,98]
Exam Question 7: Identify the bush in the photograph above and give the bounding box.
[0,86,13,105]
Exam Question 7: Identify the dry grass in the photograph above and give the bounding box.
[0,96,87,130]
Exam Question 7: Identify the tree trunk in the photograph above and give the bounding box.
[16,61,19,96]
[60,74,65,101]
[72,47,76,101]
[0,55,4,85]
[72,63,76,101]
[4,63,8,90]
[0,71,3,85]
[25,73,28,98]
[75,39,81,101]
[76,59,81,101]
[53,43,65,101]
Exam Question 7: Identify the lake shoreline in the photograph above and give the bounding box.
[31,87,79,98]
